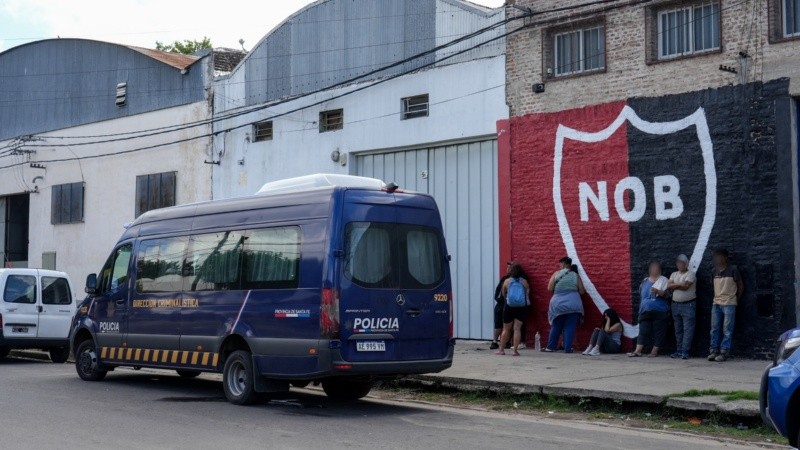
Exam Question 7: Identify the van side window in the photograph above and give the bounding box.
[99,245,133,293]
[3,275,36,304]
[42,277,72,305]
[186,230,245,291]
[242,227,300,289]
[135,237,188,293]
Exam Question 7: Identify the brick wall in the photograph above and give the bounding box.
[507,80,796,357]
[505,0,800,116]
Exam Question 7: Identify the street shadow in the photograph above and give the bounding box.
[0,355,51,365]
[102,371,425,418]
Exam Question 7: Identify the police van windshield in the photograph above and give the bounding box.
[344,222,444,289]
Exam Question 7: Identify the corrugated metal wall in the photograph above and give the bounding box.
[0,39,207,140]
[215,0,503,112]
[356,139,499,340]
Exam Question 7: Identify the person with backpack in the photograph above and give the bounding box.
[544,257,585,353]
[496,263,530,356]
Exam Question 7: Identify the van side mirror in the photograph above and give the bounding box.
[85,274,98,294]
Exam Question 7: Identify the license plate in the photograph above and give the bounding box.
[356,341,385,352]
[12,327,28,333]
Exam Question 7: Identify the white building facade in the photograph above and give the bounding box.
[0,39,214,288]
[211,0,508,339]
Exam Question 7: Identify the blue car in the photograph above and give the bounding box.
[761,327,800,446]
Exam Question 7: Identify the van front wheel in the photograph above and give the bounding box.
[75,341,107,381]
[222,351,261,405]
[50,347,70,364]
[322,378,373,401]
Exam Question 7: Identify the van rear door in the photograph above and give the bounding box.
[0,270,40,339]
[337,190,451,363]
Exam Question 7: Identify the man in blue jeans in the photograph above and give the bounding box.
[708,249,744,362]
[668,254,696,359]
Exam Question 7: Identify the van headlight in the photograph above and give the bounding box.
[776,336,800,364]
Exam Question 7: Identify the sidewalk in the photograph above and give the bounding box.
[408,341,770,417]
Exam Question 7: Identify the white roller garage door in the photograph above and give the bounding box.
[355,139,499,340]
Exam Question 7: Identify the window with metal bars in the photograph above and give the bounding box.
[319,109,344,132]
[785,0,800,36]
[553,26,605,76]
[401,94,429,120]
[656,1,720,59]
[253,120,273,142]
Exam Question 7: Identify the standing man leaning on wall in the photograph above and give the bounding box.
[708,249,744,362]
[668,254,697,359]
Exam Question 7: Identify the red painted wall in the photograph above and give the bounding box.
[509,101,631,348]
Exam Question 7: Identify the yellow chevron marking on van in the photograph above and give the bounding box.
[126,348,133,360]
[212,354,219,367]
[134,349,142,361]
[143,349,151,362]
[191,352,199,365]
[152,350,159,362]
[171,351,179,364]
[201,352,210,365]
[109,348,116,359]
[180,351,189,365]
[100,347,108,358]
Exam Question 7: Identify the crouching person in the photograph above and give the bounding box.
[582,308,623,356]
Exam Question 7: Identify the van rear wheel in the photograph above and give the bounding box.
[222,351,261,405]
[322,378,373,401]
[75,340,107,381]
[50,347,70,364]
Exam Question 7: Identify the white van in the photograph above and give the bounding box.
[0,269,76,363]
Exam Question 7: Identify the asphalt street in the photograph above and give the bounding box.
[0,354,762,450]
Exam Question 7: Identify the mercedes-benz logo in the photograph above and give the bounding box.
[396,294,406,306]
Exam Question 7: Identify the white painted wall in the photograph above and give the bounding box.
[211,55,507,199]
[0,102,212,288]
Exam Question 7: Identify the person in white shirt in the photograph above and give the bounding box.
[667,254,697,359]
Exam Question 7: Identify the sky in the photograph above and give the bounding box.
[0,0,505,53]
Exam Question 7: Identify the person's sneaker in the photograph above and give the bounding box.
[681,353,690,360]
[714,352,729,362]
[707,352,719,361]
[588,348,601,356]
[490,342,499,350]
[670,352,682,359]
[582,346,593,355]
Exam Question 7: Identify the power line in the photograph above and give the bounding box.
[20,15,514,144]
[14,0,624,143]
[1,0,661,167]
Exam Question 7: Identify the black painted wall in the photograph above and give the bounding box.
[627,79,797,358]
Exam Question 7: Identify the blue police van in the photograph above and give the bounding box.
[70,175,454,404]
[760,327,800,447]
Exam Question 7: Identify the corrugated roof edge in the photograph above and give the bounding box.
[219,0,504,79]
[0,38,204,71]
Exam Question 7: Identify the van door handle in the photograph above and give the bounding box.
[37,306,43,313]
[405,308,422,317]
[115,299,126,306]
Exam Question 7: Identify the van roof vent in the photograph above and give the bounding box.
[256,174,386,195]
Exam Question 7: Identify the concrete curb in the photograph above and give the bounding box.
[403,374,760,418]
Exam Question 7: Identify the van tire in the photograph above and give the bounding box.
[50,347,70,364]
[322,378,373,401]
[223,351,261,405]
[0,346,9,360]
[75,340,107,381]
[176,370,201,378]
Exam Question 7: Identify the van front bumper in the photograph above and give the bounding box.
[760,360,800,438]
